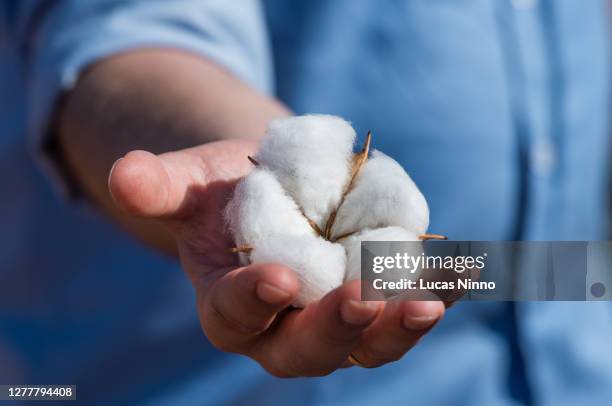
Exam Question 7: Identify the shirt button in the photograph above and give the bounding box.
[511,0,537,10]
[530,139,557,177]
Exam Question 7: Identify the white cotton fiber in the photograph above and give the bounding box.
[226,168,345,306]
[330,150,429,240]
[255,115,356,229]
[225,168,315,264]
[251,235,346,307]
[226,115,434,307]
[341,227,421,283]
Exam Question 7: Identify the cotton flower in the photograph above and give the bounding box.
[225,115,443,307]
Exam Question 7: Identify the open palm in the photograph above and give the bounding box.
[108,138,446,376]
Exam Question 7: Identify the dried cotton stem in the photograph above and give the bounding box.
[230,245,254,253]
[419,233,448,241]
[323,131,372,240]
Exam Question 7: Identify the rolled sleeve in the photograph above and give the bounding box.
[20,0,273,196]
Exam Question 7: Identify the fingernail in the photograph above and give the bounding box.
[403,301,441,330]
[256,282,291,305]
[109,158,123,178]
[340,300,380,326]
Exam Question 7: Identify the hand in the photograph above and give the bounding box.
[108,139,447,377]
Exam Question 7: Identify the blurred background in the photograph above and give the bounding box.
[2,1,612,405]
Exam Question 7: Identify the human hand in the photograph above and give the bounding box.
[108,139,446,376]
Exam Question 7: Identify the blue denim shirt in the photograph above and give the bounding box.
[1,1,612,404]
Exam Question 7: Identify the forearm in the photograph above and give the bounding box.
[57,49,290,254]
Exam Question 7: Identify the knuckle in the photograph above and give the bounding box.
[200,320,246,354]
[209,298,267,336]
[199,313,258,355]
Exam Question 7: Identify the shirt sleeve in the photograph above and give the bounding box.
[18,0,273,197]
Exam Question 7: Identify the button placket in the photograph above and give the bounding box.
[530,138,557,177]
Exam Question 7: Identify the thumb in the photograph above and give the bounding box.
[108,150,203,219]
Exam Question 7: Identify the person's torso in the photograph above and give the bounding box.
[1,1,612,405]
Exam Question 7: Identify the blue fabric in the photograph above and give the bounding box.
[1,0,612,404]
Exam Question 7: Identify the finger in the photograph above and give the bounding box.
[349,300,444,368]
[253,280,383,377]
[108,150,205,219]
[198,263,300,353]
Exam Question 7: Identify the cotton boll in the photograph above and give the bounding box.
[225,168,315,264]
[251,235,346,307]
[331,150,429,240]
[225,167,346,307]
[255,115,356,228]
[341,227,421,283]
[226,115,436,307]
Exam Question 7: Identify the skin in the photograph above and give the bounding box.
[57,49,446,377]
